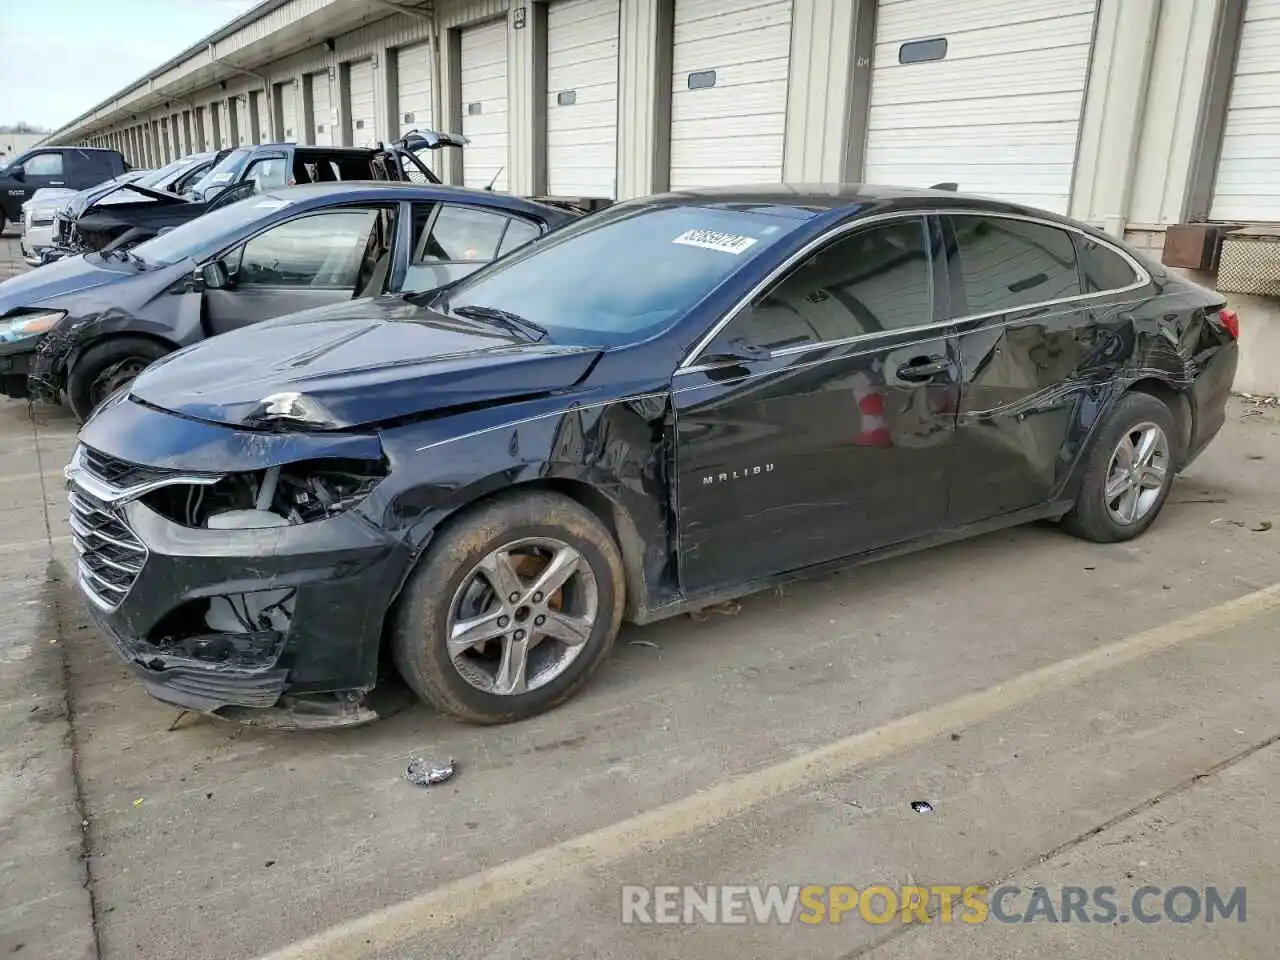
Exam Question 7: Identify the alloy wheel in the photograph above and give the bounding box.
[446,537,599,696]
[1103,421,1170,525]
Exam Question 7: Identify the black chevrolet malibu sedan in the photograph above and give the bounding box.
[65,185,1239,727]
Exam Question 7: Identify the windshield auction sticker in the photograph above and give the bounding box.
[672,229,759,255]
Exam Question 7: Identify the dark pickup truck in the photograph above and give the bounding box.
[1,147,128,235]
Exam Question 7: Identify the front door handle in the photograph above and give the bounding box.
[896,357,950,381]
[49,181,65,186]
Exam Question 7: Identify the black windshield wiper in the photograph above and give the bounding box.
[451,304,548,343]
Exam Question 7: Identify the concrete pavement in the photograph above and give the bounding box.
[1,235,1280,959]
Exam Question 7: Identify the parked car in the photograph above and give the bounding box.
[22,169,158,266]
[45,134,464,257]
[63,184,1240,728]
[0,181,576,416]
[44,152,227,261]
[0,146,128,235]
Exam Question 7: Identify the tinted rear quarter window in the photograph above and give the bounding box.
[949,215,1081,316]
[1077,237,1140,292]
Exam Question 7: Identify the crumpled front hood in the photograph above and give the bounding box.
[129,296,602,429]
[0,255,128,316]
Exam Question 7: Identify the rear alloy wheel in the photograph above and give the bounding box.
[1062,392,1178,543]
[391,491,625,724]
[66,336,171,423]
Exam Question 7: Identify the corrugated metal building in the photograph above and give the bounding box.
[38,0,1280,393]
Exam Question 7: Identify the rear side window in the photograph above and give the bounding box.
[948,215,1081,316]
[414,205,513,263]
[1077,237,1139,293]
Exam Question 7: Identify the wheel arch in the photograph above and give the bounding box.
[64,329,181,382]
[1126,377,1193,464]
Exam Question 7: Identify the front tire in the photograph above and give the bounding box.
[1062,391,1178,543]
[66,336,171,423]
[391,491,626,724]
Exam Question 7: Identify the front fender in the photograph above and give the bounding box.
[371,389,675,611]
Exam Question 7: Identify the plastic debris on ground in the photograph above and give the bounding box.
[405,757,456,787]
[910,800,935,814]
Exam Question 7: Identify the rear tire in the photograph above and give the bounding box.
[391,491,625,724]
[1061,391,1178,543]
[66,336,171,423]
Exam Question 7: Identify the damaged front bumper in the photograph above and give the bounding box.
[0,339,35,400]
[28,329,70,404]
[66,402,416,728]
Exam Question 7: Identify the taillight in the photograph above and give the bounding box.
[1218,308,1240,340]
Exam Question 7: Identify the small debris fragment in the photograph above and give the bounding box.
[1247,454,1266,461]
[1083,566,1096,571]
[264,860,276,868]
[1172,497,1226,504]
[627,639,662,650]
[168,710,191,732]
[950,732,962,742]
[206,792,214,800]
[689,599,743,621]
[47,638,57,645]
[405,757,456,787]
[1211,518,1246,528]
[910,800,935,814]
[132,798,144,807]
[1162,584,1171,591]
[1251,521,1273,533]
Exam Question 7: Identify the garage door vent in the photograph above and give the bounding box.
[688,69,717,90]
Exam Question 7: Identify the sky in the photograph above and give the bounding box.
[0,0,259,130]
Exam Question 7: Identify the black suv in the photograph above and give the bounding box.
[0,147,128,234]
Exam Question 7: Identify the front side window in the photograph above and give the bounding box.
[230,209,379,288]
[438,204,803,346]
[189,147,251,195]
[23,153,63,177]
[947,215,1081,316]
[1078,237,1140,293]
[721,218,933,351]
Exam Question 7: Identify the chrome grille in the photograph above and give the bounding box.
[82,446,177,490]
[68,486,147,609]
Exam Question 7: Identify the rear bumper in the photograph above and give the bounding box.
[1184,340,1239,468]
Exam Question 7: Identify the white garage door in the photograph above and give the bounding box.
[309,71,334,146]
[460,18,510,191]
[276,81,298,142]
[397,41,434,136]
[864,0,1098,214]
[1211,0,1280,221]
[348,58,377,146]
[669,0,793,190]
[547,0,619,198]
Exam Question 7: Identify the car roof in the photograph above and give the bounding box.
[256,180,576,219]
[639,183,1085,227]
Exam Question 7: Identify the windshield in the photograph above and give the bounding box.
[187,148,251,196]
[133,159,187,188]
[130,193,291,266]
[438,204,804,346]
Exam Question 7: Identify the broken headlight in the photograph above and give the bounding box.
[0,310,65,344]
[143,458,388,529]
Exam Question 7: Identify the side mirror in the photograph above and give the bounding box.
[198,260,230,290]
[10,167,24,182]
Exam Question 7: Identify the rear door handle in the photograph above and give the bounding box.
[896,358,950,381]
[49,181,64,186]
